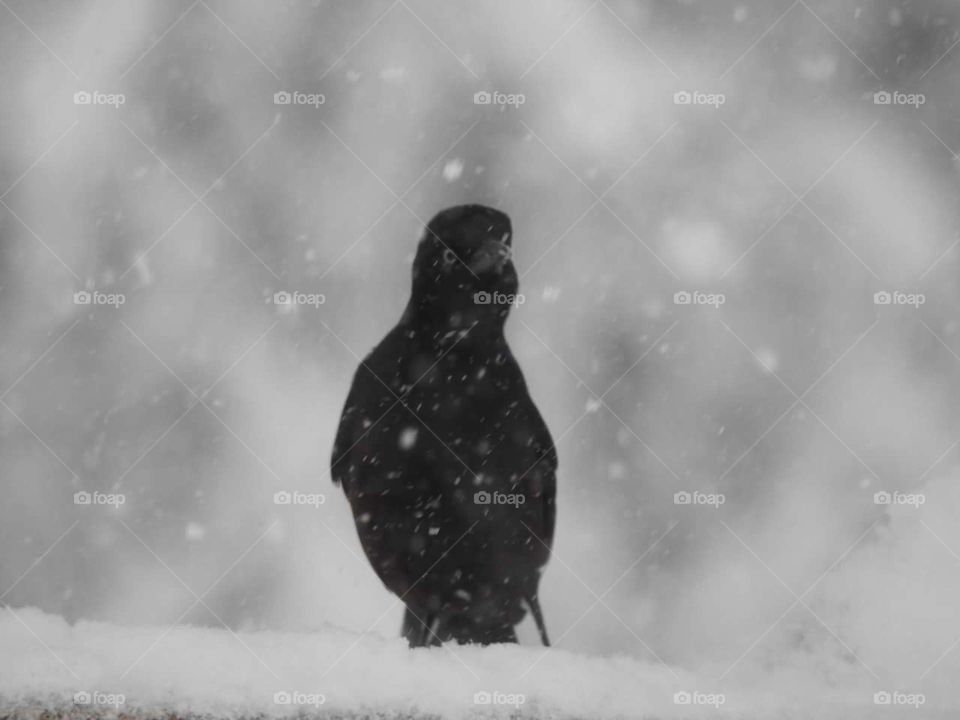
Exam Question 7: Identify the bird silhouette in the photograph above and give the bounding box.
[331,204,556,647]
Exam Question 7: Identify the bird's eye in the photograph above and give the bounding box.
[442,248,457,265]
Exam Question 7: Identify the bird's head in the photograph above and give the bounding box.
[407,205,519,331]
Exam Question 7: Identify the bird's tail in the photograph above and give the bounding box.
[524,592,550,647]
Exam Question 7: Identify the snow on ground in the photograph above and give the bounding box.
[0,608,950,719]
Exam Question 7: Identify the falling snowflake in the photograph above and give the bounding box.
[442,158,464,182]
[380,66,406,81]
[399,427,419,450]
[755,347,779,374]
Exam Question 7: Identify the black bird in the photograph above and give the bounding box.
[331,204,557,647]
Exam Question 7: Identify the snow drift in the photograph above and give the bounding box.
[0,606,953,719]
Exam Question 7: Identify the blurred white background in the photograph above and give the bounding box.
[2,0,960,707]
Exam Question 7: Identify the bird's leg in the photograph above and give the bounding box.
[401,607,420,647]
[524,592,551,646]
[426,614,442,646]
[403,606,442,648]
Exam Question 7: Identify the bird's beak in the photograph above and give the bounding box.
[469,236,512,274]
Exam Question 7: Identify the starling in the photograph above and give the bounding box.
[331,204,556,647]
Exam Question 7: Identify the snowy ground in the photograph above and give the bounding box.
[0,608,952,720]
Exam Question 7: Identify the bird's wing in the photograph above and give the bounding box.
[529,396,558,548]
[331,331,406,489]
[330,367,363,488]
[510,360,558,550]
[330,360,390,489]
